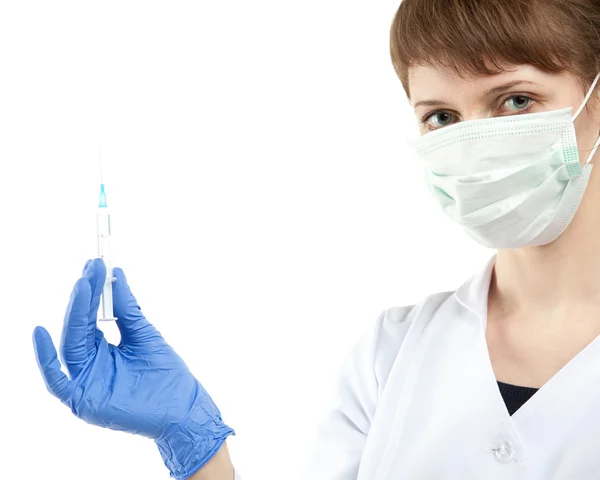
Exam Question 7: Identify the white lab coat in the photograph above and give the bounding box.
[295,255,600,480]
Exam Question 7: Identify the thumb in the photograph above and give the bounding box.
[112,267,157,343]
[33,326,71,402]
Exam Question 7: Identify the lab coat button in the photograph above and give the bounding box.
[493,441,515,463]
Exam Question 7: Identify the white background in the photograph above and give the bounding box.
[1,1,491,478]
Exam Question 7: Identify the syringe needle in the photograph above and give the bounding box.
[99,145,104,185]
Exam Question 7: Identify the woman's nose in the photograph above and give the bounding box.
[461,108,495,122]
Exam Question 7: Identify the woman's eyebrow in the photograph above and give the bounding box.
[412,99,448,108]
[411,80,539,109]
[483,80,538,96]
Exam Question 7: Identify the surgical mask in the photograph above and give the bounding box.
[407,73,600,249]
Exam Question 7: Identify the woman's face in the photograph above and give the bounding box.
[408,64,600,164]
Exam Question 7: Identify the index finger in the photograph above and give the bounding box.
[59,268,94,379]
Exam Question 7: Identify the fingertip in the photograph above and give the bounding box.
[32,325,48,346]
[111,268,132,298]
[112,267,126,283]
[33,325,56,368]
[111,268,127,301]
[33,324,50,347]
[82,259,93,275]
[112,267,145,322]
[83,258,107,282]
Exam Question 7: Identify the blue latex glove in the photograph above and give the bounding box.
[32,258,235,479]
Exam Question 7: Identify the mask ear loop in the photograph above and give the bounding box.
[572,72,600,165]
[584,135,600,165]
[573,72,600,121]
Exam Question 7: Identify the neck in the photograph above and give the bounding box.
[492,168,600,314]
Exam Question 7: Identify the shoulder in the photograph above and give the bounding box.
[371,290,456,393]
[327,290,461,426]
[339,289,461,399]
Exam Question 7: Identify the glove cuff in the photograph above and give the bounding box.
[155,386,235,479]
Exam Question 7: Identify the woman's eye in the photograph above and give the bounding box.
[502,95,533,112]
[425,111,455,129]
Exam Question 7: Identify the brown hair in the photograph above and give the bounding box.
[390,0,600,98]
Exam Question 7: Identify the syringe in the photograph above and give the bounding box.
[97,147,117,322]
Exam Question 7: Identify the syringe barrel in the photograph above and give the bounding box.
[101,275,116,321]
[97,209,111,256]
[97,208,117,321]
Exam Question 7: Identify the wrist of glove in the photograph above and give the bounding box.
[155,380,235,479]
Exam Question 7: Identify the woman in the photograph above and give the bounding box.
[32,0,600,478]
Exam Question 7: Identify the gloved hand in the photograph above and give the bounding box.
[32,258,235,479]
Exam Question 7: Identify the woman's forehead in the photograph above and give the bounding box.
[408,64,563,106]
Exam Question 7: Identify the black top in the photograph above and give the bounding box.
[497,381,539,416]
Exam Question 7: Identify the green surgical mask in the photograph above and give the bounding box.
[407,72,600,249]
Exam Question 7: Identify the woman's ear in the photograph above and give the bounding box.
[582,89,600,126]
[591,88,600,116]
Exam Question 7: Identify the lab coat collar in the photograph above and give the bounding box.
[454,254,497,330]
